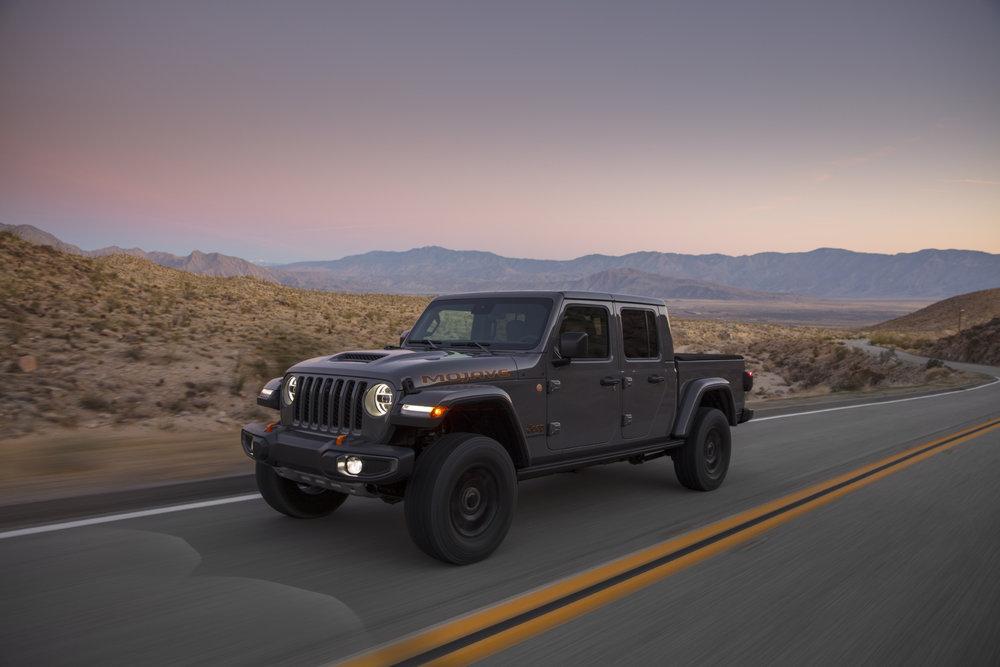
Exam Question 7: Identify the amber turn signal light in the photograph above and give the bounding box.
[430,406,448,419]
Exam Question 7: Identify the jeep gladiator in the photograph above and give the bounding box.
[242,291,753,564]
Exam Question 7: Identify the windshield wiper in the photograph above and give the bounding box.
[447,341,494,355]
[407,338,441,350]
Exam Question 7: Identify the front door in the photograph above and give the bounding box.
[546,302,621,450]
[618,306,674,440]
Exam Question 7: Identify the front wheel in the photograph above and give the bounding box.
[405,433,517,565]
[255,462,348,518]
[673,407,732,491]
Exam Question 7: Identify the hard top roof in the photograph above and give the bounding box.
[430,290,666,307]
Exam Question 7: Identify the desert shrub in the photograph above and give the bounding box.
[79,395,113,412]
[164,397,188,413]
[249,327,329,379]
[925,367,952,382]
[925,358,944,369]
[868,332,933,350]
[229,372,247,396]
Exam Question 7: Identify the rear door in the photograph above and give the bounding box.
[618,305,675,440]
[546,301,621,450]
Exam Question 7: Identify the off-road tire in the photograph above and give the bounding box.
[256,462,348,518]
[405,432,517,565]
[674,407,731,491]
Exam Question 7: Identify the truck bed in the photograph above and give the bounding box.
[674,354,748,420]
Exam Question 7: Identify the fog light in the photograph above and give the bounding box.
[346,457,363,475]
[338,455,364,476]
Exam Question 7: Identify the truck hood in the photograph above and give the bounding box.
[286,348,522,389]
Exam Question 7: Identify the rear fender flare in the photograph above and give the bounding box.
[671,378,735,438]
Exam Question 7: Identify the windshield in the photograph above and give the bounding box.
[407,297,553,351]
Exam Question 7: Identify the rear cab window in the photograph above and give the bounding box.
[621,308,660,360]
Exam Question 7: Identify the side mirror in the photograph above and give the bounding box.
[558,331,588,361]
[399,329,411,346]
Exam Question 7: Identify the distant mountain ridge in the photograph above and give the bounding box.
[4,223,998,300]
[277,244,1000,299]
[557,268,784,301]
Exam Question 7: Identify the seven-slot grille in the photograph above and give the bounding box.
[290,375,368,433]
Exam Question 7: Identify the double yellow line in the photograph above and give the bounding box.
[340,417,1000,666]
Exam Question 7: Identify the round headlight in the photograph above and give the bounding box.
[282,376,297,405]
[364,382,394,417]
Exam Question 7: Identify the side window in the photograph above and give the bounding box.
[558,305,610,359]
[621,308,659,359]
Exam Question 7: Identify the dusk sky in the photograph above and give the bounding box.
[1,0,998,262]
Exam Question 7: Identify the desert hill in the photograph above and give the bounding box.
[1,223,277,281]
[924,318,1000,366]
[0,230,427,436]
[871,288,1000,335]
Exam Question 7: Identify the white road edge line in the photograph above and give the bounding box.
[0,493,261,540]
[748,376,1000,423]
[3,376,998,541]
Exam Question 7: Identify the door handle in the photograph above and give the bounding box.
[648,375,666,384]
[600,376,622,386]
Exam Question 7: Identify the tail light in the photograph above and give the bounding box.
[742,371,754,392]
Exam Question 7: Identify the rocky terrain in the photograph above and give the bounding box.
[923,318,1000,366]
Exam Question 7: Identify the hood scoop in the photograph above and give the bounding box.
[331,351,389,363]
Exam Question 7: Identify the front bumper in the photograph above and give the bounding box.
[241,422,415,492]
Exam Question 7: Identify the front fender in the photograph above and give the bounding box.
[391,385,516,426]
[390,385,529,464]
[671,377,735,438]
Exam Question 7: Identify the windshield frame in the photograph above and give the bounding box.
[405,296,555,352]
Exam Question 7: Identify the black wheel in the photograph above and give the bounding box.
[405,433,517,565]
[673,407,732,491]
[255,462,348,518]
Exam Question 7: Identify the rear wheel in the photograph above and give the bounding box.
[673,407,731,491]
[255,462,348,518]
[405,433,517,564]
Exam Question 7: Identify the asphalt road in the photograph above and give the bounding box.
[2,350,998,666]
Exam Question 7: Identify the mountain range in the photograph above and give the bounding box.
[4,223,999,300]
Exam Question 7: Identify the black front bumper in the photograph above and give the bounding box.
[241,422,415,491]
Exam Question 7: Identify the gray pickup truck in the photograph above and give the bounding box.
[243,291,753,563]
